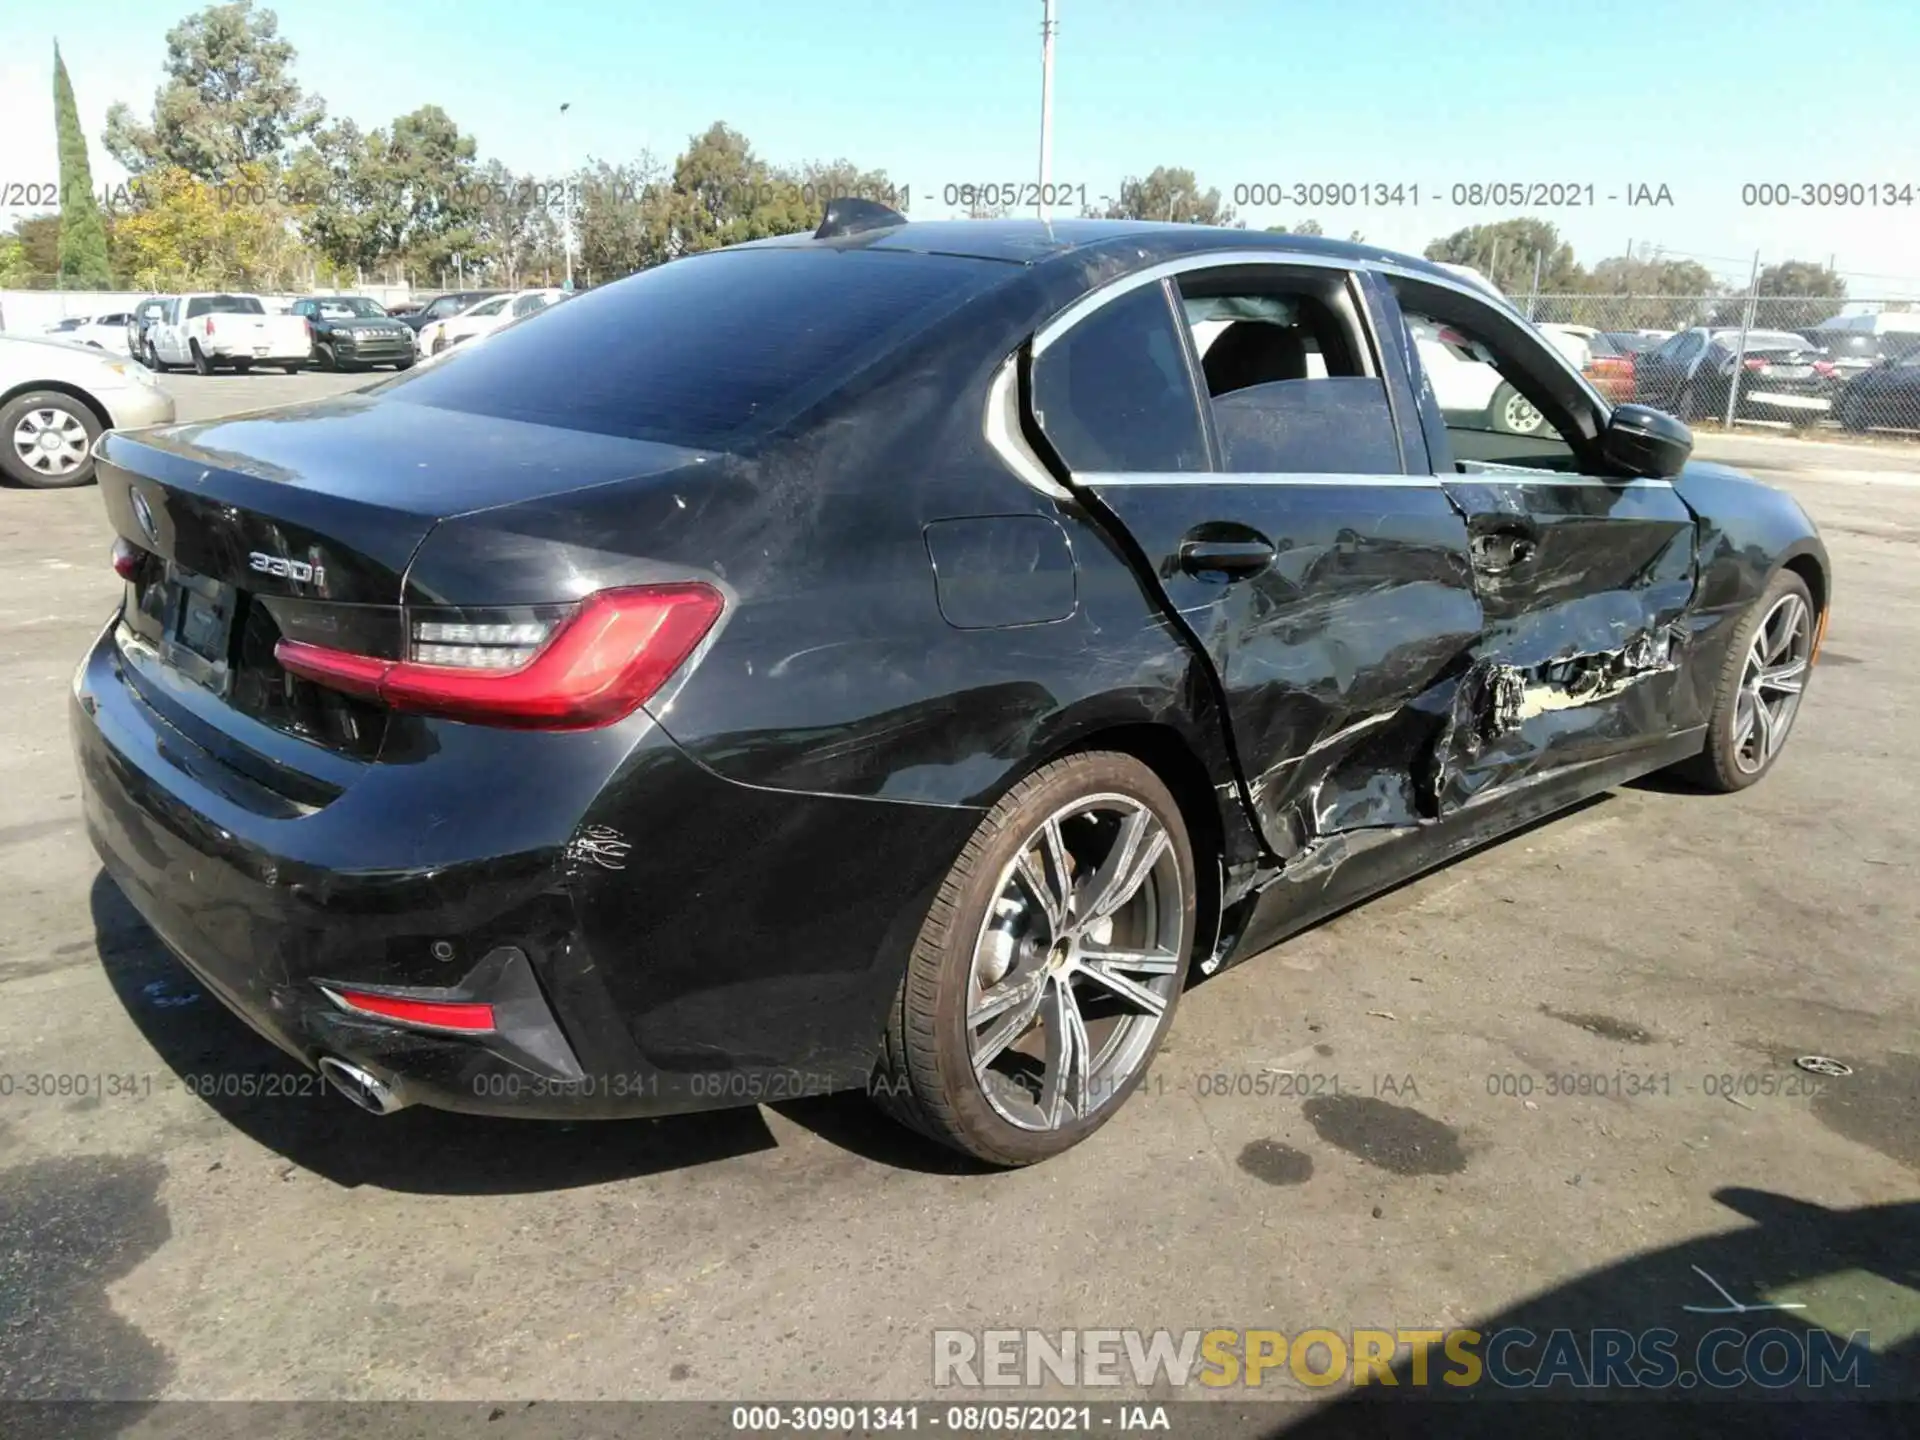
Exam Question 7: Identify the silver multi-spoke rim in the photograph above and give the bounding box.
[1502,391,1544,434]
[966,794,1183,1132]
[12,407,90,477]
[1733,592,1811,775]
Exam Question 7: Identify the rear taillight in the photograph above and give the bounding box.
[1813,360,1837,378]
[204,316,215,337]
[1742,356,1769,373]
[110,537,149,581]
[274,583,725,730]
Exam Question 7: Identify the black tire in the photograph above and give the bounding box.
[281,363,304,374]
[393,358,415,371]
[1671,569,1817,793]
[1835,392,1869,434]
[1487,381,1546,436]
[0,389,103,489]
[145,341,168,372]
[190,342,213,376]
[873,750,1197,1166]
[232,359,252,373]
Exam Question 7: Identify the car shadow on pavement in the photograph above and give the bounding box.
[1275,1187,1918,1439]
[90,871,781,1194]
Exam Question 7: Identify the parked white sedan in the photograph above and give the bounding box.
[418,289,568,356]
[0,334,175,488]
[38,313,135,355]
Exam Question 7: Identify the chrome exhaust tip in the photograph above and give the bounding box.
[317,1056,409,1116]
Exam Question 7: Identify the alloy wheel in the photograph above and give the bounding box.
[1733,591,1811,774]
[1502,391,1543,434]
[11,407,90,478]
[966,795,1184,1131]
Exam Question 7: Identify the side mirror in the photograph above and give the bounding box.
[1602,403,1693,479]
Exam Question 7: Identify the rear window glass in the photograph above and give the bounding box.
[379,250,1005,445]
[186,295,265,317]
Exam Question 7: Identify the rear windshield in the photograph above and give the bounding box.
[376,248,1006,446]
[186,295,265,317]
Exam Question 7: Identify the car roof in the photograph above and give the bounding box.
[729,217,1488,294]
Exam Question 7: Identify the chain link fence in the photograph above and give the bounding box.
[1516,294,1920,435]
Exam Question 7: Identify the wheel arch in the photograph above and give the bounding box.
[1010,719,1238,982]
[1780,549,1828,626]
[0,380,112,434]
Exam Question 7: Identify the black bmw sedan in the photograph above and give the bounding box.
[72,207,1829,1165]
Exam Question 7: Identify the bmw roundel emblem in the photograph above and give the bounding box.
[130,489,157,544]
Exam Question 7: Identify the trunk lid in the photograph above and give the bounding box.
[98,391,717,764]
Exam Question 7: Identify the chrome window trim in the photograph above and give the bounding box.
[982,351,1073,501]
[1003,244,1648,496]
[1078,471,1442,489]
[1031,248,1611,421]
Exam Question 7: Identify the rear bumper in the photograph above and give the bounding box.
[70,616,977,1120]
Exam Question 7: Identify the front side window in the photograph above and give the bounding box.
[1031,282,1207,474]
[510,293,552,318]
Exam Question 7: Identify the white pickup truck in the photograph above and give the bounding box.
[147,293,312,374]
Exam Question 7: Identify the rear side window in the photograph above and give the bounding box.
[1032,282,1207,474]
[382,249,1005,446]
[186,295,264,318]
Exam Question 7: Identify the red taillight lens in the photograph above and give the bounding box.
[1742,356,1769,372]
[326,988,496,1032]
[204,316,215,337]
[110,537,147,580]
[275,583,725,730]
[1813,360,1836,378]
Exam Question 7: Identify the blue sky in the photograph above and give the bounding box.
[7,0,1920,293]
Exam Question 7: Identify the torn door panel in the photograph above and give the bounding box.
[1427,621,1686,813]
[1225,573,1482,857]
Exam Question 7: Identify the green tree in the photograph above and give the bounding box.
[1265,219,1323,236]
[1096,167,1233,225]
[286,117,394,274]
[1709,260,1847,329]
[0,233,30,286]
[1574,254,1721,329]
[470,159,564,287]
[574,155,670,278]
[112,161,304,289]
[288,105,483,278]
[1423,219,1584,295]
[14,215,63,277]
[54,43,113,285]
[103,1,323,180]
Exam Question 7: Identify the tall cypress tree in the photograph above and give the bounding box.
[54,42,112,287]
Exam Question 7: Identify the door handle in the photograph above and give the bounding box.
[1471,526,1538,575]
[1178,536,1275,580]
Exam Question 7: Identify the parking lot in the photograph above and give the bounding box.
[2,371,1916,1417]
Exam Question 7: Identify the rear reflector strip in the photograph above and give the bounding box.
[324,987,497,1033]
[275,582,725,730]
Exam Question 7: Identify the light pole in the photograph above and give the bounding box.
[1037,0,1056,222]
[559,101,575,290]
